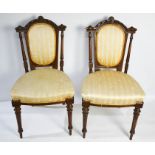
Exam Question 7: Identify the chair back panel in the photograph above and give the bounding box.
[16,16,66,72]
[96,24,126,67]
[27,23,56,65]
[87,16,137,73]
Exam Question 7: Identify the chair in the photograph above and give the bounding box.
[11,16,74,138]
[81,16,145,140]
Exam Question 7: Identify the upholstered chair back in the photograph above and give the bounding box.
[27,23,56,65]
[96,24,126,67]
[16,16,66,72]
[87,16,137,73]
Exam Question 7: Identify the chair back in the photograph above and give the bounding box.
[16,16,66,72]
[87,16,137,73]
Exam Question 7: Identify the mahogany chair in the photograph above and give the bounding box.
[11,16,74,138]
[81,16,145,140]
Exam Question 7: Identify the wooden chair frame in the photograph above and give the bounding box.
[82,16,143,140]
[12,16,74,138]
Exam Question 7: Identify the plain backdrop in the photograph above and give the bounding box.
[0,13,155,104]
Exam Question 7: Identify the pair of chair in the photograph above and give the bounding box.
[11,16,145,140]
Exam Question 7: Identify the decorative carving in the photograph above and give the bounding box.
[108,16,115,23]
[82,100,90,138]
[86,25,95,31]
[59,24,66,31]
[38,16,44,20]
[16,26,25,32]
[128,26,137,34]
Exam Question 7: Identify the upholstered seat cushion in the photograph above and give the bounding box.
[82,71,145,106]
[11,68,74,104]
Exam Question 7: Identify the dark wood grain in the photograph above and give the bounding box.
[125,27,137,73]
[87,26,94,73]
[82,100,90,138]
[12,101,23,138]
[16,28,29,73]
[130,104,143,140]
[66,98,74,135]
[59,24,66,71]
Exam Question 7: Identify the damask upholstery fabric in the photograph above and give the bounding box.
[11,68,74,104]
[28,23,56,65]
[82,71,145,106]
[96,24,126,67]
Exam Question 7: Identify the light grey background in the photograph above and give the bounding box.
[0,13,154,104]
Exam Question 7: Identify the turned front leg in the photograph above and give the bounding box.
[82,100,90,138]
[12,102,23,138]
[130,104,143,140]
[66,98,74,135]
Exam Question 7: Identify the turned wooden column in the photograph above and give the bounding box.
[87,26,94,73]
[124,27,137,73]
[59,24,66,71]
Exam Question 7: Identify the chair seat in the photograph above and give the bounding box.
[11,68,74,104]
[82,71,145,106]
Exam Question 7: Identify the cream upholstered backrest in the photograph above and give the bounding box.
[96,24,126,67]
[27,23,56,65]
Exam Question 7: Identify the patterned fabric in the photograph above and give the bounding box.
[11,68,74,104]
[28,23,56,65]
[82,71,145,106]
[96,24,126,67]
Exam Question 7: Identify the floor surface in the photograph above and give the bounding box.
[0,98,155,141]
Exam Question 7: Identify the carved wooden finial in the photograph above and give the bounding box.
[59,24,66,31]
[38,16,44,20]
[128,26,137,34]
[86,25,95,31]
[108,16,115,23]
[15,26,25,32]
